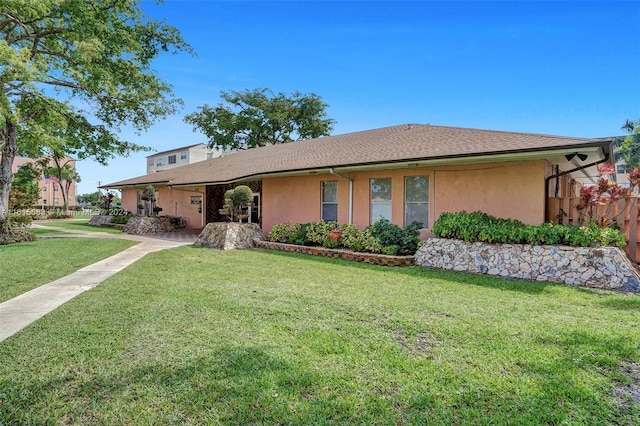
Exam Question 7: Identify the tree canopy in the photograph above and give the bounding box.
[9,162,39,209]
[184,88,336,151]
[41,157,80,209]
[615,119,640,167]
[0,0,192,235]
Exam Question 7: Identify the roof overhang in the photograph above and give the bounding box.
[107,139,615,189]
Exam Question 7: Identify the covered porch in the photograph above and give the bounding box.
[204,181,262,226]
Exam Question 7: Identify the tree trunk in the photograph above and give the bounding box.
[0,119,17,234]
[52,157,69,209]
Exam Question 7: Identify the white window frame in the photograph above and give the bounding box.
[321,181,338,222]
[404,176,429,228]
[370,178,392,223]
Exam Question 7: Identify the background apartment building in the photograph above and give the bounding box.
[146,143,228,174]
[12,156,77,207]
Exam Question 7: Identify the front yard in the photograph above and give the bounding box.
[0,237,136,303]
[1,247,639,424]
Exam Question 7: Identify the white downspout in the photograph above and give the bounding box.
[329,168,353,224]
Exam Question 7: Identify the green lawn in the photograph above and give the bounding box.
[0,238,137,303]
[1,248,639,424]
[36,219,125,234]
[25,227,65,236]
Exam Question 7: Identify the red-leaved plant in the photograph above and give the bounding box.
[575,163,638,226]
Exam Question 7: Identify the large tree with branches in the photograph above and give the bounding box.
[185,88,336,151]
[0,0,191,239]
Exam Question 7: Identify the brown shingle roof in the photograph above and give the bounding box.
[103,124,611,188]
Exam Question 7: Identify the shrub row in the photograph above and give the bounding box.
[8,213,33,228]
[268,219,423,255]
[431,211,627,248]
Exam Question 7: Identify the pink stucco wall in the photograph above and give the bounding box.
[120,185,205,228]
[119,160,547,234]
[261,160,547,234]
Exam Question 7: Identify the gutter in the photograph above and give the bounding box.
[544,151,610,222]
[329,168,353,224]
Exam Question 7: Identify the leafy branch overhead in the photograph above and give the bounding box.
[0,0,192,237]
[185,88,336,150]
[615,119,640,167]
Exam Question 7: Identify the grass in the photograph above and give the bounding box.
[25,227,64,235]
[35,219,125,234]
[0,237,137,303]
[1,248,639,424]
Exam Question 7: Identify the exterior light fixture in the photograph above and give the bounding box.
[565,153,588,161]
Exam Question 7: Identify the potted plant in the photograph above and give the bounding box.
[223,185,253,223]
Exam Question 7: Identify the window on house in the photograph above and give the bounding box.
[156,157,166,166]
[207,152,214,160]
[405,176,429,228]
[53,198,59,205]
[168,154,177,164]
[147,157,154,166]
[370,178,392,222]
[180,151,188,160]
[617,164,630,174]
[321,181,338,221]
[42,187,46,192]
[53,184,58,192]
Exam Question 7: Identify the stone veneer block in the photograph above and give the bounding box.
[254,240,414,267]
[87,215,114,226]
[194,223,266,250]
[124,216,175,234]
[414,238,640,293]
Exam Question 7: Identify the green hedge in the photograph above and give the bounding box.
[431,211,626,248]
[268,219,423,255]
[8,214,33,228]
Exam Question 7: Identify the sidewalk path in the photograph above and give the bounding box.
[0,224,197,342]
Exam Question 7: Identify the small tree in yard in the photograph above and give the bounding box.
[223,185,253,222]
[0,1,192,243]
[98,191,115,211]
[9,163,40,209]
[141,185,156,216]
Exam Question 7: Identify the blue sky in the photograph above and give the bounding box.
[77,0,640,195]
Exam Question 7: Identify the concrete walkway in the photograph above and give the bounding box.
[0,224,197,342]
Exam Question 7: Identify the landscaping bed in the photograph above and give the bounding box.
[255,240,414,266]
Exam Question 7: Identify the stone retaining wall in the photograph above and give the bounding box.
[124,217,175,234]
[195,223,266,250]
[87,215,113,226]
[255,241,415,266]
[415,238,640,293]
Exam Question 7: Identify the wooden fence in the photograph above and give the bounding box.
[547,197,639,262]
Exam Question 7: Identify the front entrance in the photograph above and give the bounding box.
[205,181,262,225]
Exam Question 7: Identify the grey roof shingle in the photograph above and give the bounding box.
[103,124,611,188]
